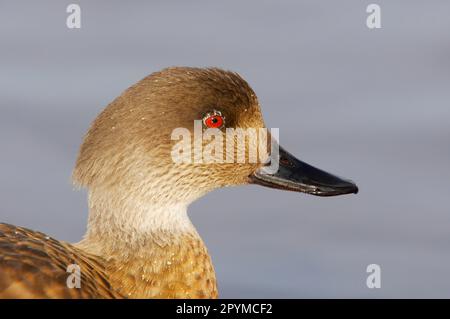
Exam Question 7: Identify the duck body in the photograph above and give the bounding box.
[0,223,119,298]
[0,223,216,298]
[0,67,357,298]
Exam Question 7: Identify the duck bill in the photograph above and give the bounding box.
[249,145,358,197]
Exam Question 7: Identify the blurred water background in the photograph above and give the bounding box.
[1,0,449,297]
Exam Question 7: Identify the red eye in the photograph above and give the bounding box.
[203,111,225,129]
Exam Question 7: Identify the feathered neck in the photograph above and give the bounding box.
[75,187,218,298]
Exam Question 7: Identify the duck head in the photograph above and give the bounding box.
[73,67,357,210]
[72,67,358,298]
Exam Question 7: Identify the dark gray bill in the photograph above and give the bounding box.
[249,145,358,197]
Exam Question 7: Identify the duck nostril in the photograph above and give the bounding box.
[280,157,294,167]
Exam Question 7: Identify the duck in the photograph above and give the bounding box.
[0,67,358,298]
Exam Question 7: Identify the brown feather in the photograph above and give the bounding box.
[0,223,122,298]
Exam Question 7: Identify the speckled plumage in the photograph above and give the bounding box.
[0,223,217,298]
[0,223,120,298]
[104,233,218,298]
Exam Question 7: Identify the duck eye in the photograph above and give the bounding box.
[203,111,225,129]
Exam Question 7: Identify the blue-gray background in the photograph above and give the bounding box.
[1,1,449,298]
